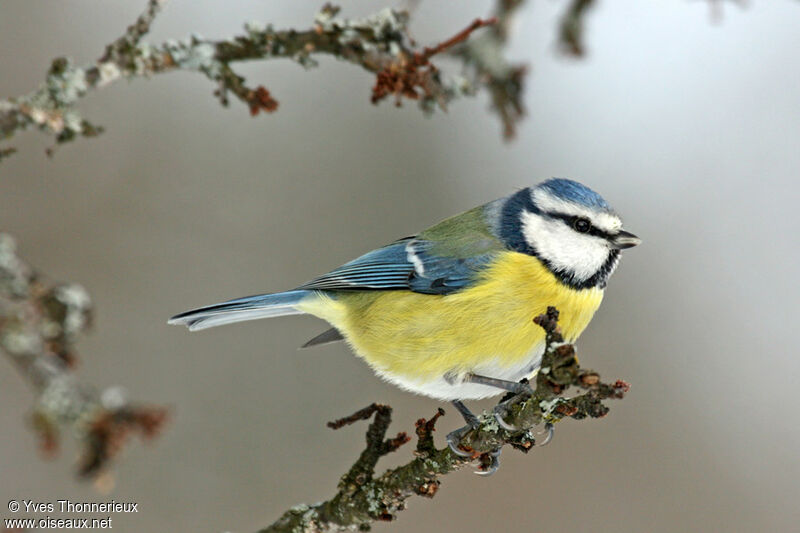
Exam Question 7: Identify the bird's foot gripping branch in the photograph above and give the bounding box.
[260,306,629,533]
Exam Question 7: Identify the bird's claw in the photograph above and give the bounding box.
[493,392,554,446]
[493,403,519,431]
[446,424,503,475]
[446,425,476,457]
[475,447,502,476]
[538,422,554,446]
[492,382,534,431]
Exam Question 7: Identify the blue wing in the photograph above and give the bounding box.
[296,238,497,295]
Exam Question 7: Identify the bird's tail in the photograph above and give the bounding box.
[168,290,310,331]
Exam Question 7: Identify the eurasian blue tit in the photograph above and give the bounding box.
[170,178,639,454]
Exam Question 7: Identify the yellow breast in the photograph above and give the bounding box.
[298,251,604,385]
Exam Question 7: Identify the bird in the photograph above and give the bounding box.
[169,178,639,473]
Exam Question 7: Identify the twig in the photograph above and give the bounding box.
[0,1,507,160]
[420,18,498,60]
[449,0,529,139]
[329,404,411,498]
[705,0,750,24]
[558,0,597,57]
[0,233,167,478]
[414,407,445,457]
[99,0,166,62]
[259,306,628,532]
[370,17,496,107]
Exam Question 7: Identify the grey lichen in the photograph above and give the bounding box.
[53,284,92,337]
[163,38,220,75]
[2,329,43,357]
[539,397,563,414]
[37,374,90,427]
[0,234,32,297]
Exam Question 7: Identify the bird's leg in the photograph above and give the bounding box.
[446,400,480,457]
[463,373,553,444]
[462,373,534,396]
[461,373,533,430]
[445,400,502,476]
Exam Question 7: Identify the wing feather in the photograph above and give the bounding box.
[297,240,414,291]
[297,236,501,295]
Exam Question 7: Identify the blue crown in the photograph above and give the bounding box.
[538,178,611,210]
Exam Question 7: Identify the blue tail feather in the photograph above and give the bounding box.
[168,290,310,331]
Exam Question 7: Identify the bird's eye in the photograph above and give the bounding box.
[573,217,591,233]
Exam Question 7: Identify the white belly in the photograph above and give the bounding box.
[373,343,545,401]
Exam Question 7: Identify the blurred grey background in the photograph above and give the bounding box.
[2,1,799,532]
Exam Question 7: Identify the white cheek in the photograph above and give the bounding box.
[521,212,610,282]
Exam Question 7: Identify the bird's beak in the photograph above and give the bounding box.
[611,230,641,249]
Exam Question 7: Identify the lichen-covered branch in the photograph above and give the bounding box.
[0,0,779,159]
[0,0,519,160]
[0,233,167,478]
[259,307,629,533]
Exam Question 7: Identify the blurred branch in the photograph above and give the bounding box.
[558,0,597,57]
[451,0,528,138]
[0,233,167,479]
[557,0,759,56]
[0,0,524,160]
[259,307,629,533]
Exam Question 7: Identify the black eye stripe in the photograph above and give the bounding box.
[546,212,614,240]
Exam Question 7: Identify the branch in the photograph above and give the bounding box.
[259,307,629,532]
[0,233,167,479]
[0,1,513,160]
[450,0,529,139]
[558,0,597,57]
[0,0,777,158]
[556,0,757,57]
